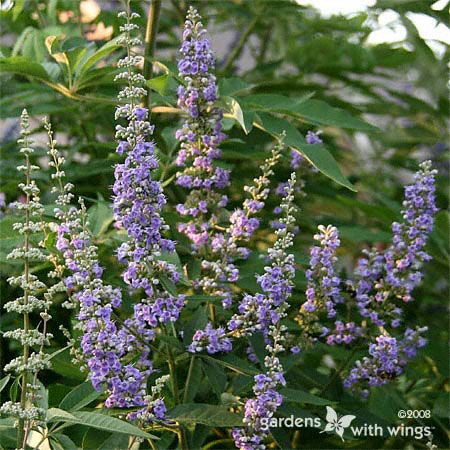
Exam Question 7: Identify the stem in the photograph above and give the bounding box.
[319,347,359,396]
[166,334,179,403]
[208,302,216,327]
[182,355,196,403]
[202,438,234,450]
[143,0,162,107]
[221,16,258,73]
[257,28,270,65]
[177,427,189,450]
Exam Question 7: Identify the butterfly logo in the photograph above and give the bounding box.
[320,406,356,441]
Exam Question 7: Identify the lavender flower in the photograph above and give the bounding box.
[188,323,232,354]
[306,225,342,314]
[51,5,178,423]
[353,161,438,327]
[344,327,427,398]
[202,140,283,310]
[175,6,228,250]
[232,174,297,450]
[186,139,283,355]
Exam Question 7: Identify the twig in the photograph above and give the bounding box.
[222,16,258,73]
[183,355,196,404]
[143,0,162,107]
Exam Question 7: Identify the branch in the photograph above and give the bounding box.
[221,16,258,74]
[143,0,162,107]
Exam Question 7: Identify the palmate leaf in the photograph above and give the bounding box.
[241,93,376,131]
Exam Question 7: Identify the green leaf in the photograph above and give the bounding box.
[71,412,157,439]
[242,93,313,115]
[280,388,333,406]
[88,201,113,236]
[59,382,101,412]
[202,360,227,397]
[199,354,259,376]
[51,434,78,450]
[12,0,25,21]
[255,112,356,191]
[183,357,203,403]
[0,56,50,82]
[76,34,124,80]
[223,97,254,134]
[339,225,391,243]
[219,77,253,96]
[47,408,80,423]
[147,74,178,96]
[0,375,10,393]
[0,418,15,430]
[293,99,377,131]
[168,404,243,427]
[97,434,130,450]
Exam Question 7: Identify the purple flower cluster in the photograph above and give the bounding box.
[294,162,436,395]
[111,6,186,418]
[353,161,437,327]
[232,367,285,450]
[232,174,297,449]
[229,177,296,338]
[187,140,283,354]
[175,6,229,250]
[324,321,363,345]
[56,201,153,410]
[188,323,232,354]
[54,6,182,422]
[302,225,342,318]
[344,327,427,398]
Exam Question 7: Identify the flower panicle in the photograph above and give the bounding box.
[1,110,51,438]
[232,173,297,450]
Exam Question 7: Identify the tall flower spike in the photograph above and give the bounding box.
[1,110,52,449]
[50,119,168,421]
[113,1,184,326]
[352,161,438,327]
[188,140,283,355]
[232,173,297,450]
[51,3,179,422]
[294,225,343,348]
[113,2,184,419]
[202,139,283,310]
[175,6,229,250]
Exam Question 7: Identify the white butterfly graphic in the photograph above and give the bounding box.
[320,406,356,441]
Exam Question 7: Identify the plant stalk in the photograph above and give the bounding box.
[143,0,162,107]
[221,16,258,73]
[182,355,196,404]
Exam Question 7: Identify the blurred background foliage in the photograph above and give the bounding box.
[0,1,448,449]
